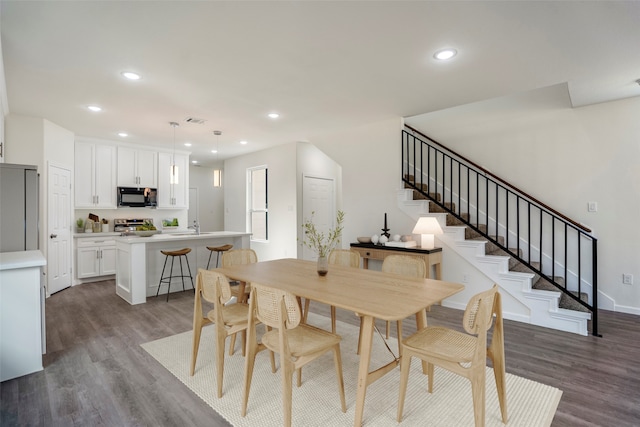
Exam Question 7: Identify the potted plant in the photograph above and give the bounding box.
[302,210,345,276]
[76,218,84,233]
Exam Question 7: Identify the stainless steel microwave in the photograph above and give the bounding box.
[117,187,157,208]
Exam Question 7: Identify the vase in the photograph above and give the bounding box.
[317,255,328,276]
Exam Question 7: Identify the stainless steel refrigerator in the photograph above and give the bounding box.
[0,163,39,252]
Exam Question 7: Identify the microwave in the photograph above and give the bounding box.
[117,187,157,208]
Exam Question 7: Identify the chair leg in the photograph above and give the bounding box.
[190,319,203,376]
[215,327,227,398]
[166,256,175,302]
[470,369,486,427]
[281,355,294,427]
[397,350,412,422]
[356,316,363,355]
[156,255,169,297]
[229,333,237,356]
[386,320,390,339]
[206,250,214,270]
[184,254,194,290]
[303,298,310,323]
[492,354,508,423]
[396,319,403,356]
[332,345,347,412]
[179,255,186,292]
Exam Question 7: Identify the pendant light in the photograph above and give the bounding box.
[169,121,179,184]
[213,130,223,188]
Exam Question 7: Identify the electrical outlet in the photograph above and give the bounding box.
[623,274,633,285]
[588,202,598,212]
[462,274,469,283]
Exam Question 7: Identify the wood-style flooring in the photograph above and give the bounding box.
[1,279,639,426]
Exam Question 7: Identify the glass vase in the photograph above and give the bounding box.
[317,255,328,276]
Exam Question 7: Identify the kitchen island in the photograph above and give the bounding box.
[115,231,251,304]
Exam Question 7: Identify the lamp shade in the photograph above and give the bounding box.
[412,217,443,249]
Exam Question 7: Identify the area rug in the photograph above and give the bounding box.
[142,313,562,426]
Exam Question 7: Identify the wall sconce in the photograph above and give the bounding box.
[412,216,443,249]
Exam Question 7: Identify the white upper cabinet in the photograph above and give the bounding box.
[117,147,157,188]
[75,142,117,209]
[157,152,189,209]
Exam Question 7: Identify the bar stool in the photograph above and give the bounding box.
[156,248,194,301]
[205,244,233,269]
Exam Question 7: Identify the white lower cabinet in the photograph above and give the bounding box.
[76,238,116,279]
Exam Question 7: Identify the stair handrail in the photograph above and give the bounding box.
[403,124,599,336]
[404,124,591,234]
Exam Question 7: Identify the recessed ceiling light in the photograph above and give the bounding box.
[211,149,218,154]
[184,142,192,147]
[118,132,128,137]
[240,140,248,145]
[191,160,198,164]
[121,71,141,80]
[268,112,279,119]
[433,48,457,61]
[87,105,102,112]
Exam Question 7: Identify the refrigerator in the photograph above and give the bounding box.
[0,163,39,252]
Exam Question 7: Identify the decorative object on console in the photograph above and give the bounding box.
[379,235,389,244]
[356,237,371,244]
[381,212,390,238]
[302,210,345,276]
[412,216,443,249]
[371,234,379,244]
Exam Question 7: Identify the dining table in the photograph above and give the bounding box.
[215,258,464,426]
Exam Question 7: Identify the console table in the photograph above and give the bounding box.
[350,243,442,280]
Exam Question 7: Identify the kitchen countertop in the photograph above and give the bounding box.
[115,230,251,244]
[0,250,47,270]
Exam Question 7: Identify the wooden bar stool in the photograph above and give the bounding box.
[206,244,233,269]
[156,248,194,301]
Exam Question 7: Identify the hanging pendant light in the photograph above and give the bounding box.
[169,121,179,184]
[213,130,223,188]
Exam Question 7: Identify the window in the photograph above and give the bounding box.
[248,166,268,241]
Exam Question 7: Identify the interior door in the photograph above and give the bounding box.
[48,164,72,294]
[302,176,335,261]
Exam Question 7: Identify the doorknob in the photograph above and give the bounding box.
[50,234,57,239]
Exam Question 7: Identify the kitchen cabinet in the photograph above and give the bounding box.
[157,152,189,208]
[117,146,157,188]
[75,142,117,208]
[76,237,116,278]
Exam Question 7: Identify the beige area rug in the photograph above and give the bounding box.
[142,313,562,426]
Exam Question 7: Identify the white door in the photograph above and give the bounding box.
[302,176,335,261]
[48,164,72,294]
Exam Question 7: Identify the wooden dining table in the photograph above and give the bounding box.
[215,258,464,426]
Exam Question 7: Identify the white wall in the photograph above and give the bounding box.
[406,87,640,314]
[309,117,412,269]
[5,114,75,274]
[224,143,298,261]
[189,163,224,231]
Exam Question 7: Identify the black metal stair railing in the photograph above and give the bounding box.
[402,125,599,336]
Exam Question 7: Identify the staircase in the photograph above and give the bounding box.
[400,125,598,336]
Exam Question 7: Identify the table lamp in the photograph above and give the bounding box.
[412,217,443,249]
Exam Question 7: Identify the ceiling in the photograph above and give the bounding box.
[2,1,639,167]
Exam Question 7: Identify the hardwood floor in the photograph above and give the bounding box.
[2,279,639,426]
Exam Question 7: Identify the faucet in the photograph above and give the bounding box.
[188,220,200,235]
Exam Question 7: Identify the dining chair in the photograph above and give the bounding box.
[221,248,258,354]
[241,282,347,427]
[355,254,426,355]
[190,269,266,398]
[397,284,507,427]
[302,249,360,333]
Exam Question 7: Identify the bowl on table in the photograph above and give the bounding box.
[357,237,372,244]
[134,230,160,237]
